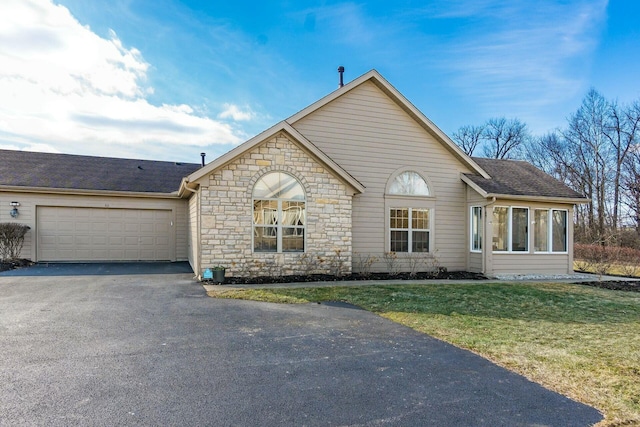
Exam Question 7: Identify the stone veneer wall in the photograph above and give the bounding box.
[199,132,353,277]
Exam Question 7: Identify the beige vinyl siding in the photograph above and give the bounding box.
[292,81,473,271]
[492,253,570,275]
[466,186,487,204]
[187,190,199,274]
[175,201,189,261]
[468,253,483,273]
[0,191,187,261]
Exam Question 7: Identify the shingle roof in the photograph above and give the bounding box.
[465,157,586,200]
[0,149,201,193]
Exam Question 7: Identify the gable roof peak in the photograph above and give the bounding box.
[287,69,490,179]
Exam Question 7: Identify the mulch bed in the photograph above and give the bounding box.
[220,270,487,285]
[220,271,640,292]
[0,258,33,273]
[574,280,640,292]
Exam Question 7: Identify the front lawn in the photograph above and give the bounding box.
[211,282,640,427]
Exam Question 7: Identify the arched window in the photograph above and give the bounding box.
[388,171,430,196]
[253,172,305,252]
[386,170,432,253]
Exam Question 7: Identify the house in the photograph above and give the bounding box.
[0,70,588,277]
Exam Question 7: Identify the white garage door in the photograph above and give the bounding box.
[37,207,172,261]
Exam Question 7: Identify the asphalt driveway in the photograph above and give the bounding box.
[0,261,193,276]
[0,274,602,426]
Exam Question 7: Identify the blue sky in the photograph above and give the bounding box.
[0,0,637,162]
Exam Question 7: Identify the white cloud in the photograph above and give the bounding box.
[0,0,244,161]
[218,103,256,121]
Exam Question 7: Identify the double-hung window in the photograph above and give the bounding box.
[390,208,430,252]
[534,209,567,252]
[253,172,305,253]
[492,206,529,252]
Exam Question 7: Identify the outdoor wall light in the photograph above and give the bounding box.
[10,202,19,218]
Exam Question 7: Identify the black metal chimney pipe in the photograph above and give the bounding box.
[338,66,344,88]
[200,152,206,167]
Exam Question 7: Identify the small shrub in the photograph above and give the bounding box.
[574,243,640,278]
[299,253,321,275]
[353,253,379,277]
[330,248,345,277]
[383,252,400,276]
[406,252,425,277]
[0,223,30,260]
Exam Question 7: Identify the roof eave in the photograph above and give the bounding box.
[485,193,591,204]
[178,178,199,198]
[0,185,181,199]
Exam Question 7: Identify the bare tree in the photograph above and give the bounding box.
[610,100,640,231]
[482,117,529,159]
[525,132,564,176]
[562,89,611,244]
[452,124,484,156]
[621,101,640,235]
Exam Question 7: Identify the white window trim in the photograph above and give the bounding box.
[533,208,569,254]
[470,206,482,253]
[492,206,530,254]
[389,207,432,253]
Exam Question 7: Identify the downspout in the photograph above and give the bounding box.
[481,197,496,276]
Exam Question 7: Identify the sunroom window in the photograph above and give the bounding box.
[253,172,305,252]
[492,206,529,252]
[534,209,568,253]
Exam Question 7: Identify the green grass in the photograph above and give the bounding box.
[211,283,640,427]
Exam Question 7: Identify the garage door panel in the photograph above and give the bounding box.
[92,222,108,232]
[57,222,75,232]
[58,236,74,245]
[37,207,173,261]
[92,249,108,259]
[140,223,155,233]
[156,224,170,233]
[125,223,140,232]
[76,223,91,232]
[75,236,91,245]
[124,236,139,245]
[108,223,123,232]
